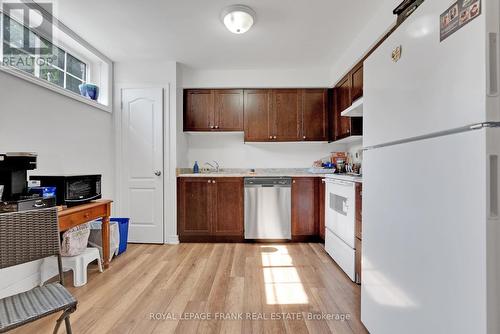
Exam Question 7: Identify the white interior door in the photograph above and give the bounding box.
[121,88,164,244]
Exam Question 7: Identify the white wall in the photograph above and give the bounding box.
[330,0,400,85]
[186,133,345,169]
[113,60,180,244]
[182,67,332,88]
[0,70,114,298]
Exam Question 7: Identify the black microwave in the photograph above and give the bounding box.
[29,174,101,206]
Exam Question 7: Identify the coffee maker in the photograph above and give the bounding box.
[0,153,56,212]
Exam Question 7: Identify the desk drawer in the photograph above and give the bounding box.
[59,205,107,231]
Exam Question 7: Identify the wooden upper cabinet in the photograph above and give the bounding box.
[291,177,318,239]
[302,89,328,141]
[351,63,363,102]
[330,61,364,142]
[271,89,302,141]
[336,77,353,139]
[337,75,352,112]
[244,88,328,142]
[186,88,328,141]
[212,178,244,236]
[244,89,272,142]
[177,178,212,237]
[184,89,243,131]
[214,89,243,131]
[184,90,214,131]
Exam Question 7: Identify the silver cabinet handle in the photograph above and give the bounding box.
[154,170,162,176]
[207,180,211,183]
[215,125,219,129]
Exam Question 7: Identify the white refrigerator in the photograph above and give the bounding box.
[362,0,500,333]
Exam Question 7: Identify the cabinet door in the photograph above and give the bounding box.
[184,90,214,131]
[318,178,326,241]
[212,178,244,237]
[291,177,318,238]
[302,89,327,141]
[272,89,301,141]
[351,63,364,102]
[214,89,243,131]
[244,89,272,141]
[355,237,362,284]
[177,178,212,238]
[336,76,353,139]
[355,183,362,240]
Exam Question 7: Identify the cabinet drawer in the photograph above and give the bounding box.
[59,206,106,231]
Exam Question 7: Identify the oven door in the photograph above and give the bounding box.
[325,179,356,248]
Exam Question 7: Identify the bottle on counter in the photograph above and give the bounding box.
[193,161,199,174]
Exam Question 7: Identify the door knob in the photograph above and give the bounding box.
[154,170,162,176]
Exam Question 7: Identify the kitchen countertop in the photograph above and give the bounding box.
[177,168,363,182]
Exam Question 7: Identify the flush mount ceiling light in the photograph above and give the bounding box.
[221,5,256,34]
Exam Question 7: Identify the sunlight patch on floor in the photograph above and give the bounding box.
[261,245,309,305]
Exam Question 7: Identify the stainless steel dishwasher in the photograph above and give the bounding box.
[244,177,292,240]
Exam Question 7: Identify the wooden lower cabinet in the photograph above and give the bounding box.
[355,183,363,239]
[291,177,319,241]
[178,177,244,242]
[212,178,244,237]
[355,183,363,285]
[355,237,362,284]
[177,177,212,239]
[318,179,326,241]
[179,176,326,243]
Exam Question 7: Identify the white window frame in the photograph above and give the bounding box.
[0,2,112,112]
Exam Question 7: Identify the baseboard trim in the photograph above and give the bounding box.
[165,235,179,244]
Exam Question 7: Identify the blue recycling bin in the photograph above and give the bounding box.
[110,218,129,255]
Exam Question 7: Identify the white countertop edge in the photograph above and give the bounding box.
[177,173,363,182]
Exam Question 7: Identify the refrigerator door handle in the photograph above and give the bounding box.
[488,32,499,97]
[490,155,498,219]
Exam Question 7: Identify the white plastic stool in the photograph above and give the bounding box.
[40,247,103,287]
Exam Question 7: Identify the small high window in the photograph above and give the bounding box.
[0,2,112,112]
[3,15,88,96]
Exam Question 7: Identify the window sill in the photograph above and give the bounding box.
[0,65,112,113]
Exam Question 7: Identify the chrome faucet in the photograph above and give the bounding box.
[204,160,220,173]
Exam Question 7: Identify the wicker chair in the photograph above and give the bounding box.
[0,208,77,333]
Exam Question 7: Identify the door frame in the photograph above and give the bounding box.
[115,86,168,244]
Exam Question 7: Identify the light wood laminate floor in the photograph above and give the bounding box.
[12,243,367,334]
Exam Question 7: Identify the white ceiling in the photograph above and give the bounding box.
[51,0,386,70]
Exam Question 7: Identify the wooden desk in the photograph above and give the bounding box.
[58,200,113,269]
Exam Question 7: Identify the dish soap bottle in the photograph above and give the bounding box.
[193,161,199,174]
